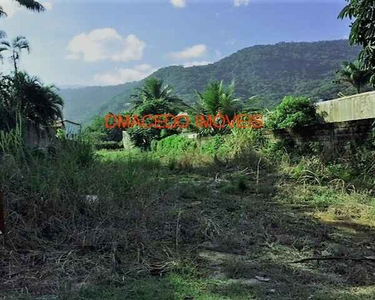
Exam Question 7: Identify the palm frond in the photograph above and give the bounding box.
[335,59,370,93]
[13,36,30,52]
[14,0,45,12]
[0,40,10,48]
[0,6,7,18]
[131,77,187,114]
[8,72,64,127]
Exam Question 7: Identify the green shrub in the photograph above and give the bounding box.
[326,164,354,182]
[0,118,25,160]
[49,135,96,167]
[262,139,292,161]
[199,129,261,158]
[266,96,319,130]
[200,135,226,156]
[84,115,123,144]
[155,135,198,157]
[127,127,160,151]
[224,128,264,153]
[95,141,122,150]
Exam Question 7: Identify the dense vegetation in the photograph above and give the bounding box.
[339,0,375,85]
[266,96,320,130]
[0,32,63,135]
[335,60,372,94]
[61,40,367,125]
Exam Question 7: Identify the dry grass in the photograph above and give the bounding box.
[1,132,375,299]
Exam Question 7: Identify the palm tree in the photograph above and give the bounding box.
[196,80,240,117]
[10,72,64,129]
[0,36,30,73]
[335,60,371,94]
[128,77,190,150]
[0,0,45,17]
[131,77,189,114]
[195,80,241,136]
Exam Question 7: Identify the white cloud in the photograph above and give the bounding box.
[111,34,146,62]
[183,61,212,68]
[67,28,145,63]
[0,0,22,18]
[94,64,157,85]
[170,0,186,8]
[171,44,207,60]
[42,1,53,10]
[234,0,250,7]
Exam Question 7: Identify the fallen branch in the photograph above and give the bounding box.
[291,256,375,264]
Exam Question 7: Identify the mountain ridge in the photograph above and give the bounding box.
[59,39,365,125]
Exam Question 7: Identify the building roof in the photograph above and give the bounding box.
[54,119,81,128]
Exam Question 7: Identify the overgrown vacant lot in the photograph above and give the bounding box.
[1,141,375,300]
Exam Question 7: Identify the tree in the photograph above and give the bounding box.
[131,77,189,114]
[0,72,64,132]
[128,78,189,150]
[338,0,375,84]
[243,95,263,113]
[11,72,64,127]
[84,115,123,144]
[0,0,45,17]
[334,60,371,94]
[195,80,241,136]
[1,36,30,73]
[196,80,240,117]
[266,96,319,130]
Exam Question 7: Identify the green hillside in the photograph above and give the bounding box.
[59,82,139,124]
[61,40,365,124]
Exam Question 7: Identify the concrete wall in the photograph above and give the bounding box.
[122,131,134,150]
[181,132,198,139]
[266,119,374,146]
[316,91,375,123]
[24,125,55,150]
[263,92,375,149]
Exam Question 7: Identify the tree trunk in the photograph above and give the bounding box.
[12,52,18,73]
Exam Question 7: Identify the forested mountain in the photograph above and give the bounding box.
[59,82,139,124]
[60,40,365,124]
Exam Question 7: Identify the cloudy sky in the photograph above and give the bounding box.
[0,0,351,87]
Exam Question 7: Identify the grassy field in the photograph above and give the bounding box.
[1,131,375,300]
